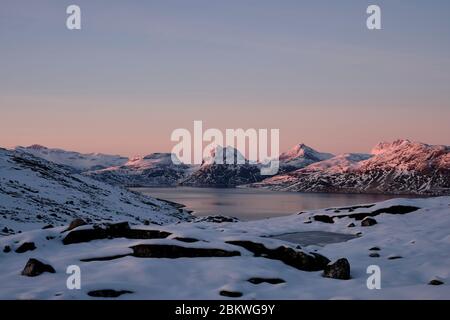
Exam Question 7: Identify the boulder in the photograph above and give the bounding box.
[21,258,55,277]
[219,290,243,298]
[15,242,36,253]
[313,215,334,224]
[65,218,87,232]
[361,217,377,227]
[322,258,351,280]
[88,289,133,298]
[226,240,330,271]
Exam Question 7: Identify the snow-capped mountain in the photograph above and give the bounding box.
[15,145,128,173]
[85,153,195,187]
[0,148,191,234]
[251,140,450,195]
[180,146,264,187]
[279,143,334,173]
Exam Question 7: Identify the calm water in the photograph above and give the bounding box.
[134,187,416,221]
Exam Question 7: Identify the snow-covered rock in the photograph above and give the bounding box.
[251,140,450,196]
[0,196,449,299]
[15,145,128,173]
[279,143,334,172]
[180,146,264,187]
[0,148,191,234]
[85,153,195,187]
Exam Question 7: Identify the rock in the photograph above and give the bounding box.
[248,278,285,285]
[369,247,381,251]
[369,253,380,258]
[313,215,334,224]
[173,237,200,243]
[62,222,171,245]
[15,242,36,253]
[65,218,87,232]
[361,217,377,227]
[87,289,133,298]
[21,258,55,277]
[428,279,444,286]
[322,258,351,280]
[219,290,243,298]
[226,240,330,272]
[42,224,54,229]
[130,244,240,259]
[195,216,239,223]
[388,255,403,260]
[347,223,356,228]
[3,245,11,253]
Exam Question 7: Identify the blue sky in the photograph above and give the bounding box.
[1,0,449,155]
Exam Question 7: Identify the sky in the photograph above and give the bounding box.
[1,0,450,157]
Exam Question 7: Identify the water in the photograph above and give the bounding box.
[134,187,415,221]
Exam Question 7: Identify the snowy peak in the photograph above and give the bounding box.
[15,145,128,172]
[364,140,450,172]
[202,146,247,166]
[279,143,334,171]
[303,153,372,174]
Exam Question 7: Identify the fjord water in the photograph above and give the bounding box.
[135,187,414,221]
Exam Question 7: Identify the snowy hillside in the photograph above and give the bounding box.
[251,140,450,196]
[180,146,264,187]
[0,196,448,299]
[15,145,128,172]
[279,144,334,172]
[85,153,195,187]
[0,148,191,234]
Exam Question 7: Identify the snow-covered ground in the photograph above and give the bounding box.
[1,196,449,300]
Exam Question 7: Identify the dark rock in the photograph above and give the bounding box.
[173,237,200,243]
[3,245,11,253]
[219,290,243,298]
[226,240,330,271]
[62,222,171,245]
[369,253,380,258]
[15,242,36,253]
[388,256,403,260]
[87,289,133,298]
[42,224,54,229]
[130,244,240,259]
[428,279,444,286]
[21,258,56,277]
[195,216,239,223]
[369,247,381,251]
[248,278,285,285]
[322,258,351,280]
[347,223,356,228]
[65,218,87,232]
[361,217,377,227]
[313,215,334,224]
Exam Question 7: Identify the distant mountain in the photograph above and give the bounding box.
[180,146,263,187]
[0,148,191,234]
[279,144,334,172]
[251,140,450,195]
[85,153,195,187]
[15,145,128,172]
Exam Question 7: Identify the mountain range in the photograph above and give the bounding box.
[12,139,450,195]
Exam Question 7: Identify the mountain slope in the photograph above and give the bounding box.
[15,145,128,172]
[85,153,195,187]
[252,140,450,195]
[279,144,334,172]
[180,146,264,187]
[0,148,191,234]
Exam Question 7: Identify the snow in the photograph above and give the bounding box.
[0,196,449,299]
[15,145,128,172]
[0,148,191,234]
